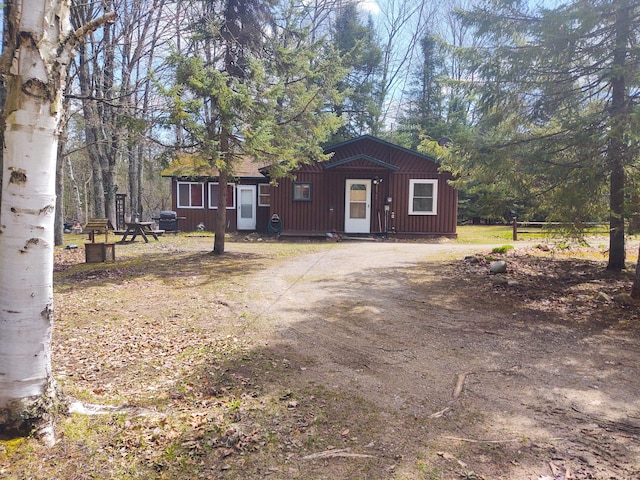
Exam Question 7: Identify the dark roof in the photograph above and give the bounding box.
[323,135,437,163]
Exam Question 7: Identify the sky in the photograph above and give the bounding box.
[359,0,381,15]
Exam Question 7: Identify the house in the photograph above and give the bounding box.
[163,155,271,233]
[164,135,458,238]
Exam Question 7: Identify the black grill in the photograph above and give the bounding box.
[158,211,178,231]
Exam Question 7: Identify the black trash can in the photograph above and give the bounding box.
[158,211,178,231]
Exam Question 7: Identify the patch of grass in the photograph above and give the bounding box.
[455,225,514,244]
[491,245,514,254]
[456,225,578,244]
[416,459,443,479]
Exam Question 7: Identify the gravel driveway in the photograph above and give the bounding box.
[235,241,640,479]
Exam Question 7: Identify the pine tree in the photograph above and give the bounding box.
[329,1,382,142]
[161,0,344,254]
[398,33,447,149]
[451,0,640,270]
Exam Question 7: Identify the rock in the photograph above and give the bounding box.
[613,293,637,306]
[490,260,507,274]
[597,292,612,302]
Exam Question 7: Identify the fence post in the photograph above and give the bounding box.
[512,217,518,241]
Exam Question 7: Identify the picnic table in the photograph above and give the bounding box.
[119,222,162,243]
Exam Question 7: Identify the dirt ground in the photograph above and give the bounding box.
[231,241,640,479]
[4,237,640,480]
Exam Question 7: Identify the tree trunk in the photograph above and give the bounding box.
[606,0,630,271]
[608,155,626,270]
[54,134,66,246]
[76,43,106,219]
[214,169,228,255]
[54,87,72,246]
[0,0,69,438]
[128,142,138,218]
[631,243,640,299]
[0,0,114,438]
[66,158,83,223]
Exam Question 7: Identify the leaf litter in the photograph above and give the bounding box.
[2,236,640,479]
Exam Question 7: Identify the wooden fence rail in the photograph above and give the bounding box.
[511,220,610,241]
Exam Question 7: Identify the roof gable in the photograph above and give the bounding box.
[324,135,438,163]
[323,154,400,171]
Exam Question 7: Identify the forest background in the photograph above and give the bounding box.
[0,0,530,237]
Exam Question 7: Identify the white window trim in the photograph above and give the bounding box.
[208,182,236,209]
[177,181,205,209]
[258,184,271,207]
[409,179,438,215]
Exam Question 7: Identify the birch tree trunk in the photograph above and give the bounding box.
[0,0,114,438]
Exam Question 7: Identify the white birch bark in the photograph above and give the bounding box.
[0,0,114,436]
[0,0,70,436]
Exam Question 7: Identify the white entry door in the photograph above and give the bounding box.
[344,179,371,233]
[237,185,256,230]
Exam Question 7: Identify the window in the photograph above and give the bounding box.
[293,182,312,201]
[208,183,236,209]
[177,181,204,208]
[258,184,271,207]
[409,179,438,215]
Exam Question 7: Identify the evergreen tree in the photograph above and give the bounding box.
[161,0,344,253]
[398,33,447,149]
[329,1,382,143]
[447,0,640,271]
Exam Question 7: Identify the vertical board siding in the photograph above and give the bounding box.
[171,178,269,233]
[272,137,457,237]
[169,136,457,237]
[387,172,457,236]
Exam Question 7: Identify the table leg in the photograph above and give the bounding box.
[139,227,149,243]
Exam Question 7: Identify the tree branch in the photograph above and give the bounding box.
[58,11,117,61]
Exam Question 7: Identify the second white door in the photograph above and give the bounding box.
[344,179,371,233]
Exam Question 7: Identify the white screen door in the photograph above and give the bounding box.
[237,185,256,230]
[344,179,371,233]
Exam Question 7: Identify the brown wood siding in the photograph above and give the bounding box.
[387,172,457,236]
[168,136,457,237]
[171,178,268,233]
[256,205,270,233]
[324,138,439,174]
[271,172,330,233]
[273,171,456,236]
